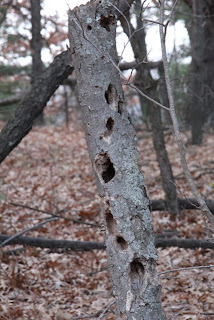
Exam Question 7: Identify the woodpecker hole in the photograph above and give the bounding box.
[94,152,115,183]
[106,117,114,131]
[99,118,114,142]
[116,236,128,251]
[130,259,145,294]
[118,101,123,115]
[105,84,118,112]
[100,14,115,32]
[106,209,117,234]
[87,25,92,30]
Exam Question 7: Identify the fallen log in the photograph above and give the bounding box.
[0,234,213,250]
[150,198,214,213]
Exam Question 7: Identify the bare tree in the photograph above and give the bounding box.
[68,1,166,319]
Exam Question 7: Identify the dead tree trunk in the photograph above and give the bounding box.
[68,1,166,319]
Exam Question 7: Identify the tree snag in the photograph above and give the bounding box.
[69,1,166,319]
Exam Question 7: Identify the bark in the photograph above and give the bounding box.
[150,198,214,213]
[1,234,214,250]
[30,0,44,124]
[68,1,166,319]
[120,0,179,215]
[0,50,73,164]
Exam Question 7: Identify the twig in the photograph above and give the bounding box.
[0,217,57,248]
[127,83,170,112]
[9,202,100,227]
[72,300,114,319]
[168,0,181,21]
[110,2,131,38]
[169,180,199,210]
[159,265,214,277]
[159,0,214,227]
[97,300,115,320]
[143,18,165,26]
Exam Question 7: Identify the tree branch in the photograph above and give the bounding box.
[0,217,58,248]
[0,50,73,164]
[8,202,100,227]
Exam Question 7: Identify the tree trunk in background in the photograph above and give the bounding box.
[158,62,172,125]
[120,0,179,215]
[30,0,44,125]
[69,1,166,319]
[185,0,214,144]
[203,1,214,131]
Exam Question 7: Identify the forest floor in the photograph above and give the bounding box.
[0,111,214,320]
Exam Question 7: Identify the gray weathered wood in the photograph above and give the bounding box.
[69,1,166,319]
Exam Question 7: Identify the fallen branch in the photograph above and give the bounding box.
[0,234,105,251]
[0,217,58,248]
[0,234,213,250]
[0,49,73,164]
[150,198,214,213]
[9,201,100,227]
[159,264,214,277]
[156,238,214,249]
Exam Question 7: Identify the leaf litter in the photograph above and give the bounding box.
[0,113,213,319]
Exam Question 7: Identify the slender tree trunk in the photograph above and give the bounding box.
[203,1,214,130]
[69,2,166,319]
[185,0,214,144]
[30,0,44,125]
[120,0,179,215]
[189,0,206,144]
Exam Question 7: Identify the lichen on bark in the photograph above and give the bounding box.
[69,1,166,319]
